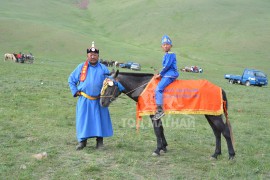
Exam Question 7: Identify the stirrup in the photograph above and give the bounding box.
[152,111,165,121]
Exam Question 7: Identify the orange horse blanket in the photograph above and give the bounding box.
[136,78,223,124]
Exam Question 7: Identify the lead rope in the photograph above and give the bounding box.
[223,100,235,150]
[121,81,149,133]
[123,82,149,95]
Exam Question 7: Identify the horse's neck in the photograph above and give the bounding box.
[118,73,153,102]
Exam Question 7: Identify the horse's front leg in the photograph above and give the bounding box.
[159,123,168,153]
[150,116,167,156]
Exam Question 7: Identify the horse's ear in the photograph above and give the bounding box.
[111,69,115,74]
[113,70,119,78]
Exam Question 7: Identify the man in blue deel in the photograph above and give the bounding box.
[68,42,113,150]
[152,35,179,121]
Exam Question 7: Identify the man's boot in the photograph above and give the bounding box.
[76,139,87,150]
[152,105,165,121]
[96,137,104,149]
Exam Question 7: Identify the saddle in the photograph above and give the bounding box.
[136,78,223,122]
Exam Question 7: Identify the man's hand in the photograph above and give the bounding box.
[154,74,161,79]
[75,91,81,97]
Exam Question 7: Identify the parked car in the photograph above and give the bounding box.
[224,69,268,87]
[119,63,126,68]
[119,61,133,69]
[130,63,141,71]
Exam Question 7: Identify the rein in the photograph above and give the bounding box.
[123,82,149,95]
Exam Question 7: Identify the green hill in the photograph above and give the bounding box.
[1,0,270,71]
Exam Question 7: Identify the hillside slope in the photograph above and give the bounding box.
[0,0,269,72]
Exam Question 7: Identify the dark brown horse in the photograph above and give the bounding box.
[100,70,235,159]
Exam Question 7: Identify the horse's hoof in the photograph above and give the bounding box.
[211,152,221,159]
[229,155,235,160]
[228,152,235,160]
[160,147,167,153]
[160,150,167,153]
[152,149,160,156]
[152,152,160,156]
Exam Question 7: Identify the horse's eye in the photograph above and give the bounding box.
[108,81,114,87]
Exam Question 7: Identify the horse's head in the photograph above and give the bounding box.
[100,70,124,107]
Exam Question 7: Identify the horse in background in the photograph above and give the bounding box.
[4,53,16,62]
[100,70,235,159]
[100,59,108,66]
[108,60,115,67]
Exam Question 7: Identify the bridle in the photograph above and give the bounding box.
[100,78,149,102]
[100,79,120,102]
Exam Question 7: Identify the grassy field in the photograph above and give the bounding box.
[0,0,270,179]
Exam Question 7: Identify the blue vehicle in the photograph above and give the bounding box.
[224,69,268,87]
[119,61,133,69]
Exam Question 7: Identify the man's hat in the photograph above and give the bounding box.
[87,41,99,54]
[161,35,172,45]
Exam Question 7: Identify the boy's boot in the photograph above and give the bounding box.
[152,105,165,121]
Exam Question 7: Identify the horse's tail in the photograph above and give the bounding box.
[222,89,235,149]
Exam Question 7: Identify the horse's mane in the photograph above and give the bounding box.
[116,71,154,101]
[118,72,154,77]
